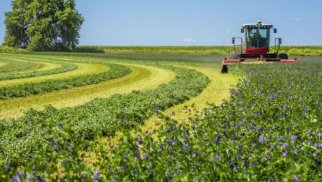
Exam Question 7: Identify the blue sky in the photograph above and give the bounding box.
[0,0,322,46]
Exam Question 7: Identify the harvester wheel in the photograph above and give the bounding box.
[221,65,228,73]
[278,53,289,59]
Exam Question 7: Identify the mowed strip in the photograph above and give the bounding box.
[0,63,175,119]
[85,64,238,164]
[0,62,108,88]
[0,62,9,68]
[141,64,239,131]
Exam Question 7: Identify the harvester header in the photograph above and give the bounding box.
[221,20,298,73]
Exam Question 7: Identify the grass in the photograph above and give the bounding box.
[83,62,239,166]
[0,62,175,119]
[0,61,108,88]
[73,45,322,56]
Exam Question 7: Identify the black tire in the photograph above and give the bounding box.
[221,65,228,73]
[226,52,240,59]
[278,53,289,59]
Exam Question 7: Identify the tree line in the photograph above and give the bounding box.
[3,0,84,51]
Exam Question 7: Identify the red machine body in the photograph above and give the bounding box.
[221,20,298,73]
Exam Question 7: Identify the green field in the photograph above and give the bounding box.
[0,48,321,181]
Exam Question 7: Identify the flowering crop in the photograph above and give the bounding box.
[0,58,321,181]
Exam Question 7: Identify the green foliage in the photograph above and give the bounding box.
[0,58,36,73]
[1,60,320,181]
[0,62,78,81]
[74,46,322,57]
[3,0,84,51]
[0,63,131,99]
[0,66,209,170]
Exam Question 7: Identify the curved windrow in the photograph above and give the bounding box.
[0,65,210,166]
[0,62,131,99]
[0,63,176,119]
[0,58,38,73]
[0,57,78,81]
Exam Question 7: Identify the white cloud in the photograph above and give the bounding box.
[183,38,197,43]
[293,18,301,21]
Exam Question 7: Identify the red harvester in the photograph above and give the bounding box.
[221,20,298,73]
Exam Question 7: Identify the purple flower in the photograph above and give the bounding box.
[93,172,100,181]
[214,155,221,162]
[137,136,143,145]
[282,151,287,157]
[4,164,10,171]
[12,173,20,182]
[237,154,242,160]
[50,140,57,147]
[294,176,300,182]
[144,155,148,160]
[250,162,257,167]
[166,139,173,147]
[252,143,257,148]
[269,176,274,181]
[135,155,141,161]
[258,135,266,143]
[80,173,87,179]
[229,159,236,166]
[313,151,318,158]
[317,144,322,148]
[153,108,160,113]
[182,144,189,151]
[214,136,221,145]
[251,125,259,131]
[283,143,289,148]
[38,179,46,182]
[255,112,260,117]
[236,122,244,128]
[237,144,242,151]
[27,173,36,180]
[167,173,173,180]
[318,132,322,137]
[192,151,198,157]
[290,135,296,141]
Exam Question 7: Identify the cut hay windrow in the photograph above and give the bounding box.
[0,63,175,119]
[0,63,131,99]
[0,58,37,73]
[0,65,209,167]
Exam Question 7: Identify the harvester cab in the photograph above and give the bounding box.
[221,20,298,73]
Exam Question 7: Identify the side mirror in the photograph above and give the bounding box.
[278,38,282,45]
[241,28,244,33]
[232,38,235,45]
[274,28,277,33]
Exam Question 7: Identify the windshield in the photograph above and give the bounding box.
[246,28,269,49]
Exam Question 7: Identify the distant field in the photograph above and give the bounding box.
[75,45,322,56]
[1,45,322,56]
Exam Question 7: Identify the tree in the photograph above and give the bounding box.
[4,0,84,51]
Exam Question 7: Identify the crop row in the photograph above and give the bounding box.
[0,65,209,171]
[5,61,320,181]
[0,62,78,81]
[0,58,37,73]
[97,61,321,181]
[0,63,131,99]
